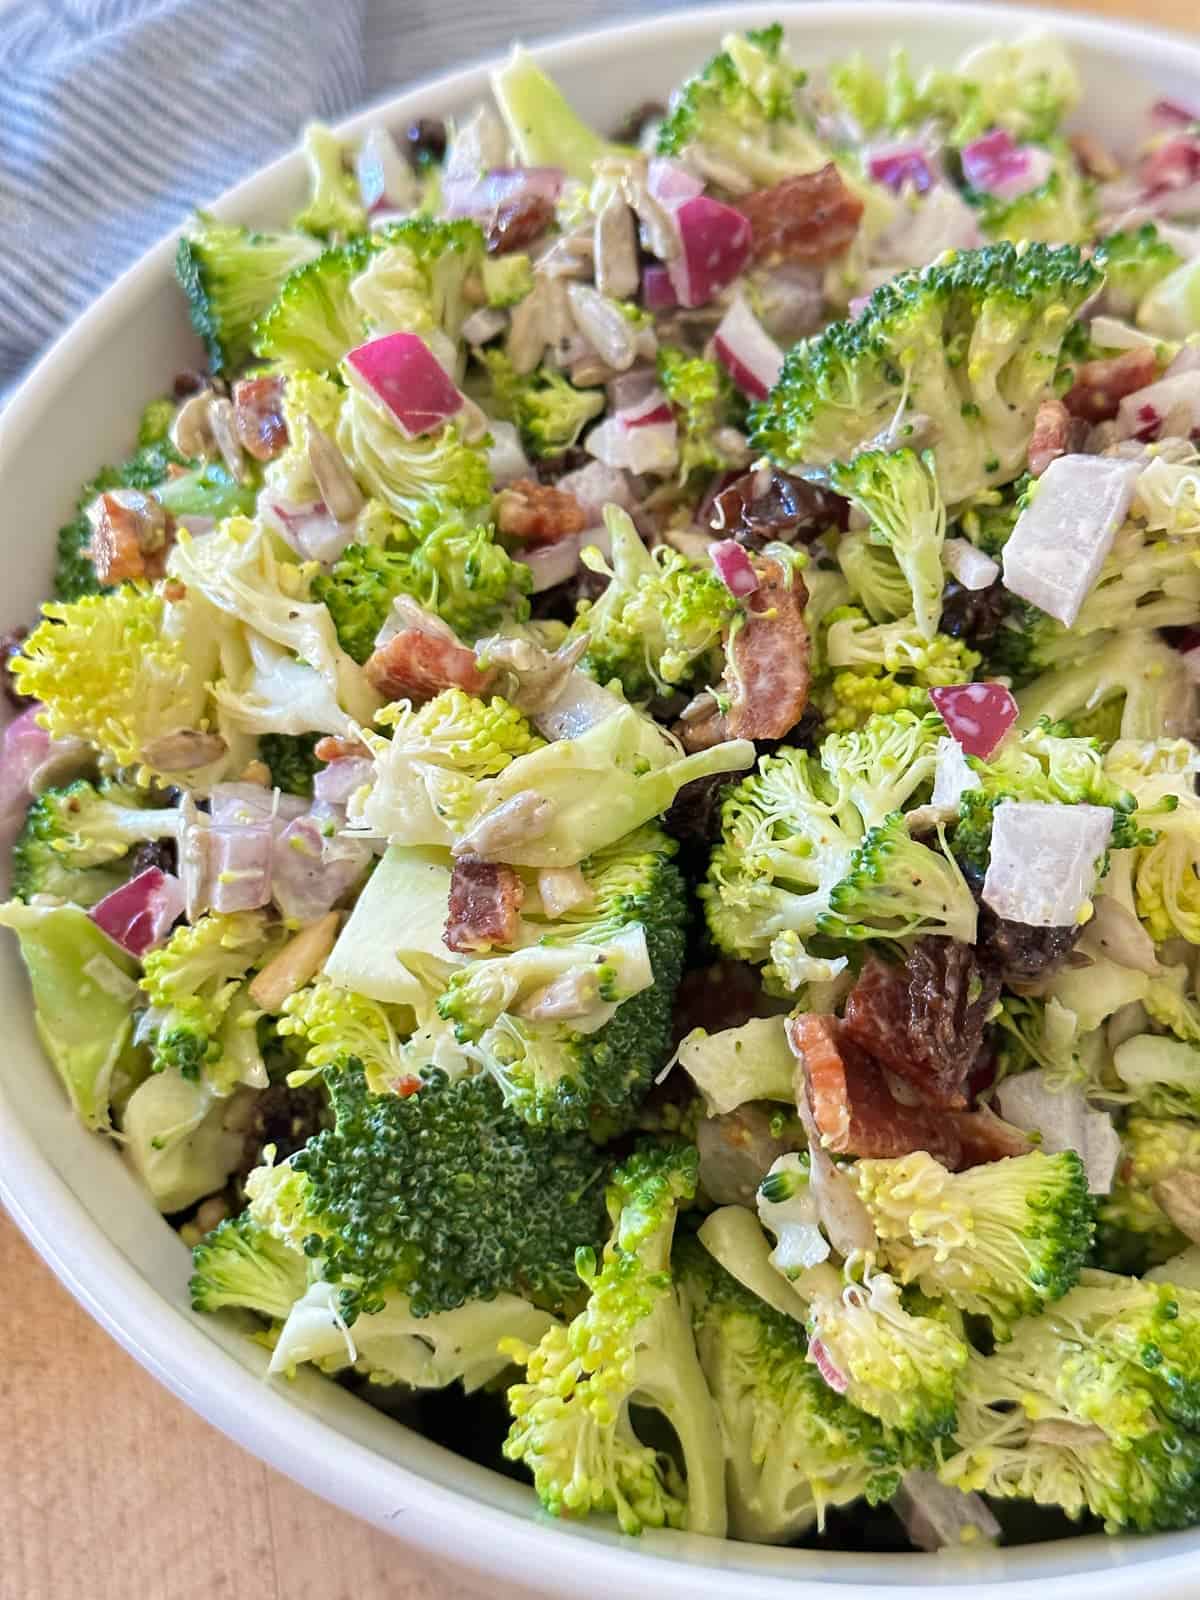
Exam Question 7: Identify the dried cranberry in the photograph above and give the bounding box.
[1,626,35,710]
[662,770,731,846]
[236,1083,328,1182]
[405,117,448,167]
[978,906,1082,985]
[710,467,848,549]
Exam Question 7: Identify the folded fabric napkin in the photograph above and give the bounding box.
[0,0,704,389]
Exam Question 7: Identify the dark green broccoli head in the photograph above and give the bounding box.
[252,235,377,371]
[11,778,176,907]
[175,213,322,373]
[263,1066,610,1319]
[259,733,322,797]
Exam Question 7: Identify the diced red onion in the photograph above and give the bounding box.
[1151,99,1200,131]
[354,127,417,214]
[272,809,372,925]
[1088,314,1161,353]
[620,387,674,428]
[809,1335,849,1394]
[313,757,374,808]
[606,369,661,414]
[555,460,634,520]
[961,129,1053,199]
[0,706,90,857]
[1141,134,1200,196]
[1116,370,1200,441]
[712,295,784,401]
[942,537,1000,591]
[585,414,678,474]
[89,868,185,958]
[210,784,309,829]
[709,539,760,597]
[893,1471,1001,1552]
[996,1069,1121,1194]
[867,144,935,194]
[641,264,679,311]
[929,682,1017,759]
[345,333,464,438]
[667,196,753,309]
[518,532,585,593]
[211,823,275,914]
[443,165,565,218]
[262,497,353,565]
[646,158,704,208]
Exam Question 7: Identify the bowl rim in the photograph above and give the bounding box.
[5,4,1200,1595]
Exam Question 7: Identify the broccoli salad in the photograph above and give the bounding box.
[6,22,1200,1557]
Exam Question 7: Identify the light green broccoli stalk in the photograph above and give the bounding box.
[335,379,492,523]
[656,23,826,185]
[140,911,278,1092]
[175,212,322,373]
[829,449,946,640]
[836,532,912,623]
[294,122,367,239]
[656,347,747,483]
[569,506,738,701]
[490,46,632,182]
[852,1149,1094,1336]
[1016,629,1193,744]
[1097,1117,1200,1275]
[0,900,146,1130]
[502,1145,728,1536]
[751,242,1102,507]
[482,350,604,459]
[11,779,180,907]
[940,1273,1200,1531]
[676,1236,901,1544]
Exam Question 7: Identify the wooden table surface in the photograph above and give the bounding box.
[3,2,1197,1595]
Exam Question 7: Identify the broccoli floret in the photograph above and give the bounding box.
[656,24,824,185]
[815,669,936,734]
[12,588,224,785]
[803,1264,969,1439]
[1016,629,1192,744]
[140,911,276,1090]
[258,732,321,797]
[836,532,912,623]
[246,1065,610,1320]
[815,607,979,734]
[293,122,367,240]
[967,152,1095,247]
[676,1236,901,1543]
[482,253,534,308]
[436,828,687,1133]
[853,1149,1093,1336]
[313,506,530,660]
[502,1144,727,1536]
[11,779,179,907]
[189,1213,311,1320]
[1097,1117,1200,1274]
[253,236,375,371]
[1095,224,1185,320]
[751,243,1102,507]
[482,350,604,458]
[279,977,426,1096]
[137,398,176,447]
[702,714,969,982]
[941,1273,1200,1530]
[829,449,947,640]
[656,347,747,483]
[175,213,322,373]
[336,380,492,523]
[569,506,737,700]
[973,717,1142,833]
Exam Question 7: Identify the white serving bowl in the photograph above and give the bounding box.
[3,4,1200,1594]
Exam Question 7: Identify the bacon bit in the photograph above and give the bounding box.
[364,628,496,703]
[1064,347,1160,424]
[495,479,587,546]
[1069,132,1121,181]
[486,192,556,255]
[949,1104,1035,1167]
[313,734,370,762]
[739,165,864,265]
[1027,396,1072,477]
[724,558,811,741]
[396,1075,423,1098]
[809,1336,849,1394]
[444,857,525,953]
[787,1013,963,1166]
[86,490,172,584]
[233,375,288,461]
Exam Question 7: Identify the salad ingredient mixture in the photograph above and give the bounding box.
[7,21,1200,1556]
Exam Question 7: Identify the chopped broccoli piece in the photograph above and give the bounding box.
[656,24,824,185]
[956,476,1030,557]
[280,976,428,1096]
[1016,629,1192,744]
[821,812,978,946]
[294,122,367,240]
[11,779,179,907]
[941,1273,1200,1531]
[569,506,738,700]
[751,243,1102,507]
[259,732,321,798]
[1097,1117,1200,1274]
[189,1213,311,1320]
[482,350,604,459]
[335,380,493,523]
[676,1236,901,1543]
[436,827,687,1133]
[0,900,145,1130]
[829,449,946,640]
[967,152,1095,247]
[175,213,322,373]
[490,47,632,183]
[853,1149,1093,1335]
[137,398,176,447]
[482,253,534,308]
[245,1065,610,1320]
[253,236,376,370]
[835,532,912,623]
[503,1144,727,1536]
[313,505,530,660]
[656,346,747,483]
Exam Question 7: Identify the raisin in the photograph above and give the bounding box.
[405,117,448,167]
[710,467,848,548]
[485,192,556,256]
[939,578,1011,644]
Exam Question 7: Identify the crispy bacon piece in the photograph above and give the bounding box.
[739,165,865,266]
[724,558,811,741]
[1027,396,1072,477]
[787,1013,963,1166]
[486,192,556,255]
[495,479,588,545]
[86,490,171,585]
[949,1104,1035,1168]
[313,735,370,762]
[1063,347,1160,424]
[364,628,495,703]
[232,375,288,461]
[444,857,525,952]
